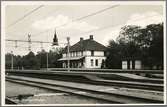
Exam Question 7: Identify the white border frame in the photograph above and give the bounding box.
[1,1,166,106]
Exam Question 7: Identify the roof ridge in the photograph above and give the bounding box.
[62,38,107,53]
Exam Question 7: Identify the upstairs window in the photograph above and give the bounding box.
[104,51,106,56]
[91,50,94,56]
[95,59,98,66]
[75,52,77,56]
[91,59,93,66]
[74,52,76,57]
[73,52,75,57]
[77,52,79,56]
[76,52,78,56]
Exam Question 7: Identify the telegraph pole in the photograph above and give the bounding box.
[28,34,31,51]
[40,42,43,50]
[46,52,48,71]
[11,51,13,70]
[67,37,70,71]
[15,40,18,48]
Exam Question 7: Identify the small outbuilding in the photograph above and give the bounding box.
[122,57,142,69]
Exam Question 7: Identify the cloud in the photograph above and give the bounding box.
[102,11,163,45]
[32,15,98,32]
[126,11,163,27]
[102,25,122,45]
[32,15,70,30]
[60,21,99,32]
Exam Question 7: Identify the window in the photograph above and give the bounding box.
[76,52,78,56]
[95,59,98,66]
[102,59,105,63]
[91,50,94,56]
[73,52,75,57]
[77,52,79,56]
[81,51,83,56]
[72,52,73,57]
[91,59,93,66]
[104,51,106,56]
[79,52,81,56]
[74,52,76,56]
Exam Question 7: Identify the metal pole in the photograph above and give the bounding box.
[67,37,70,71]
[46,52,48,71]
[11,51,13,70]
[28,34,31,51]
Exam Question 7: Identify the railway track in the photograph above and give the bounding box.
[5,97,17,104]
[83,75,163,91]
[6,70,163,91]
[6,76,163,104]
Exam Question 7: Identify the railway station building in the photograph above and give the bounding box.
[58,35,107,68]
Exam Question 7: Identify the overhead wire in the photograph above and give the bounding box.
[6,45,42,49]
[6,4,120,47]
[67,14,163,38]
[5,13,161,50]
[32,5,120,36]
[6,5,44,28]
[6,5,120,54]
[6,6,62,35]
[73,5,119,22]
[5,5,162,52]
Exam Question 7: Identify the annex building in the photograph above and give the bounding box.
[59,35,107,68]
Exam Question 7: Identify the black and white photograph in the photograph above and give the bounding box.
[1,0,166,106]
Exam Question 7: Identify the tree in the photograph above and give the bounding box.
[106,23,163,69]
[116,25,142,61]
[35,47,63,69]
[106,40,122,69]
[116,25,141,44]
[48,47,63,68]
[5,47,64,70]
[22,51,40,69]
[137,23,163,69]
[14,55,22,69]
[5,53,12,69]
[5,53,21,69]
[36,49,47,68]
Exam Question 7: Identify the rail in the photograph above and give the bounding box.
[6,76,164,104]
[5,97,17,104]
[6,68,163,74]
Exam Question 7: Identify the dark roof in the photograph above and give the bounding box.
[121,56,142,60]
[63,38,107,53]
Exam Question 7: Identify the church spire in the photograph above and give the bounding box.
[52,29,58,46]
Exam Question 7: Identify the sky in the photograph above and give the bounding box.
[3,1,164,55]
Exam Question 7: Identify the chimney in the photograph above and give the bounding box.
[90,35,93,40]
[80,37,84,41]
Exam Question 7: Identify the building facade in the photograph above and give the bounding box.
[58,35,107,68]
[121,57,142,69]
[122,60,142,69]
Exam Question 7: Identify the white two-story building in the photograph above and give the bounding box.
[58,35,107,68]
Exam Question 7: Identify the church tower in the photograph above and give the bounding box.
[52,29,58,46]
